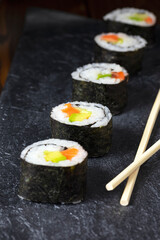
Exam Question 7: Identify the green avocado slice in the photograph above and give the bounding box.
[44,150,67,163]
[118,38,123,44]
[97,73,112,80]
[69,110,92,122]
[129,13,147,22]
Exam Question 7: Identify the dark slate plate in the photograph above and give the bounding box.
[0,8,160,240]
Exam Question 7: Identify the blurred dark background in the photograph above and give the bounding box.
[0,0,160,89]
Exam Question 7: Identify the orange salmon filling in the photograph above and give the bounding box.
[62,103,80,117]
[101,34,120,43]
[44,147,79,163]
[145,16,153,24]
[111,71,125,81]
[61,148,79,160]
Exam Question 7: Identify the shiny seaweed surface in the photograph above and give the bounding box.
[72,77,128,115]
[51,118,112,157]
[94,44,145,74]
[19,157,87,204]
[104,20,155,43]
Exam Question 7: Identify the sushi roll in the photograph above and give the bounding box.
[50,102,112,157]
[103,8,156,43]
[72,63,128,115]
[94,32,147,74]
[19,139,88,204]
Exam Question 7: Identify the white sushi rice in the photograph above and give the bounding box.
[94,32,147,52]
[21,138,88,167]
[51,101,112,128]
[103,8,156,27]
[72,63,128,84]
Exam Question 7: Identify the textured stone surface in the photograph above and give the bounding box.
[0,8,160,240]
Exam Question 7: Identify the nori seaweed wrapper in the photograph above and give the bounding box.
[94,43,145,74]
[19,157,87,204]
[104,20,155,44]
[51,118,112,157]
[72,76,128,115]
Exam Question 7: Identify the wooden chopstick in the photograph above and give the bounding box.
[106,139,160,191]
[120,90,160,206]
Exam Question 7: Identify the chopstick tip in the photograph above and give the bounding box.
[106,183,113,191]
[120,199,129,206]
